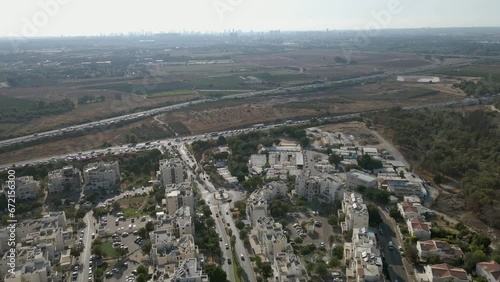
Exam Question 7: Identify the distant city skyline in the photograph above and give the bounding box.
[1,0,500,37]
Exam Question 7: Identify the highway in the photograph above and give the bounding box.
[2,91,497,170]
[0,60,475,150]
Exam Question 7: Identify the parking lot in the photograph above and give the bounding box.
[89,211,152,282]
[284,211,335,249]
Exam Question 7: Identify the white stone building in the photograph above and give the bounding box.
[295,175,341,204]
[424,264,468,282]
[163,183,194,215]
[346,170,377,189]
[344,227,383,282]
[170,258,208,282]
[47,166,81,194]
[159,158,185,187]
[340,193,369,233]
[3,175,40,201]
[83,161,120,191]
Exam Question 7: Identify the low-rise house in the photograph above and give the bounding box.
[424,264,468,282]
[476,261,500,282]
[397,201,421,220]
[407,218,431,240]
[417,240,463,263]
[2,175,40,201]
[346,170,377,189]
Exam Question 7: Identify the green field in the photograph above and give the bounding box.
[432,65,500,81]
[147,89,196,98]
[86,81,193,94]
[0,96,35,109]
[101,241,117,258]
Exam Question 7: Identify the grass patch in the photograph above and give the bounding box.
[340,89,440,101]
[232,253,243,282]
[0,96,35,110]
[122,207,147,219]
[101,241,116,258]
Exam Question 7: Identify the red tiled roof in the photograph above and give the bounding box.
[409,218,431,231]
[478,261,500,281]
[430,264,468,280]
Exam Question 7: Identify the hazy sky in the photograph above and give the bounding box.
[1,0,499,37]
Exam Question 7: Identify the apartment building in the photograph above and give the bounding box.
[476,261,500,282]
[4,251,53,282]
[47,166,81,194]
[248,191,268,226]
[417,240,464,263]
[255,217,288,259]
[3,175,40,200]
[344,227,383,282]
[272,252,308,282]
[295,175,341,204]
[171,258,209,282]
[386,180,425,198]
[83,161,120,191]
[407,218,432,240]
[159,158,185,187]
[424,264,468,282]
[150,230,197,273]
[346,170,377,189]
[262,181,287,200]
[340,193,369,233]
[163,183,194,215]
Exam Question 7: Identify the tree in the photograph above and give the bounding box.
[270,199,289,217]
[357,154,383,170]
[91,244,102,257]
[205,264,227,282]
[367,204,382,227]
[463,250,487,272]
[70,246,82,257]
[112,201,121,211]
[145,221,155,232]
[328,234,335,247]
[299,137,310,148]
[141,240,152,255]
[427,254,441,264]
[261,262,273,279]
[314,261,328,277]
[328,153,343,165]
[404,243,419,264]
[328,215,338,226]
[136,265,148,276]
[294,237,303,244]
[235,220,245,230]
[217,136,227,146]
[138,227,147,239]
[136,274,148,282]
[202,205,212,217]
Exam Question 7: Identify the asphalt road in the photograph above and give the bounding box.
[378,209,411,282]
[79,211,95,282]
